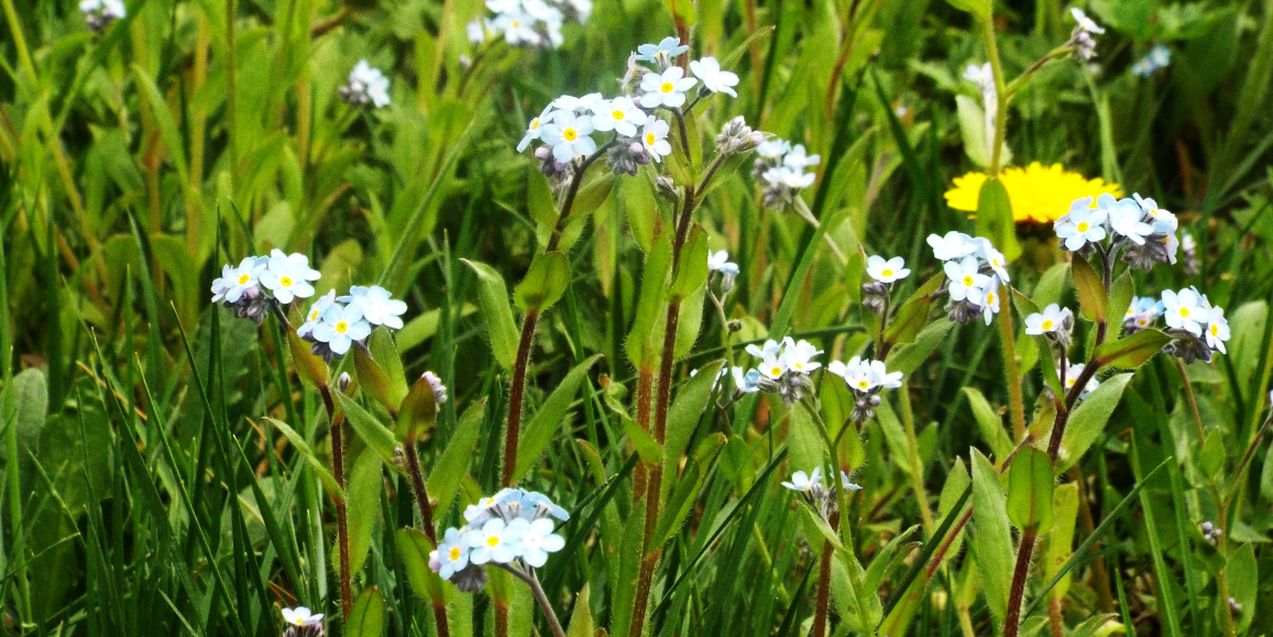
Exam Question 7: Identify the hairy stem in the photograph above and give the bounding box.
[1004,528,1038,637]
[502,309,540,486]
[998,288,1027,440]
[405,442,451,637]
[319,384,353,620]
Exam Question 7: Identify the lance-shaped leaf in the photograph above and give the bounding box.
[462,259,519,371]
[669,227,709,301]
[336,394,399,466]
[397,374,439,443]
[1043,483,1080,600]
[1059,373,1131,470]
[346,587,386,637]
[1006,447,1055,534]
[353,330,408,412]
[1108,271,1134,326]
[1094,329,1171,369]
[513,354,602,479]
[514,251,570,313]
[884,271,944,347]
[395,528,442,602]
[566,585,595,637]
[974,176,1021,261]
[264,417,342,501]
[1071,256,1106,324]
[288,330,329,387]
[969,448,1013,624]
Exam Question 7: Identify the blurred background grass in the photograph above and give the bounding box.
[2,0,1272,634]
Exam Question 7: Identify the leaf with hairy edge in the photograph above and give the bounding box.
[396,374,439,443]
[566,585,595,637]
[1006,447,1055,533]
[346,587,386,637]
[670,227,709,300]
[625,237,672,369]
[264,417,342,501]
[962,387,1013,460]
[353,346,396,413]
[288,331,329,387]
[336,394,398,466]
[1071,256,1106,324]
[513,354,602,479]
[663,360,723,478]
[514,251,570,313]
[1094,329,1170,369]
[345,449,383,575]
[1059,373,1132,470]
[354,330,408,411]
[1108,270,1134,328]
[1229,544,1257,633]
[461,259,518,371]
[884,272,944,347]
[886,318,953,376]
[969,448,1013,624]
[395,528,442,602]
[1043,483,1079,600]
[426,400,486,515]
[975,176,1021,261]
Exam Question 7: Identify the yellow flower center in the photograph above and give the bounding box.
[881,269,894,278]
[449,547,461,561]
[962,275,974,287]
[237,274,250,285]
[770,366,783,376]
[857,380,869,390]
[1136,318,1149,327]
[335,321,348,334]
[486,536,500,547]
[612,109,625,120]
[529,117,540,130]
[792,362,804,371]
[1076,221,1090,233]
[645,132,656,145]
[562,128,578,142]
[309,310,319,321]
[1210,323,1219,336]
[1179,307,1191,318]
[511,19,521,28]
[279,275,293,287]
[986,292,997,304]
[660,81,674,93]
[1041,319,1054,331]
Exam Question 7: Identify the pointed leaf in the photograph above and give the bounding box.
[1006,447,1055,533]
[514,251,571,312]
[462,259,519,371]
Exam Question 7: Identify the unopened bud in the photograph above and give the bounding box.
[337,372,352,392]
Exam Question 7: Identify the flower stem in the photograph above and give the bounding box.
[499,565,567,637]
[1003,528,1038,637]
[402,440,452,637]
[502,309,540,487]
[997,288,1027,440]
[812,525,836,637]
[318,383,353,620]
[979,15,1008,176]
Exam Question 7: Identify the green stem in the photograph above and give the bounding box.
[979,15,1008,175]
[997,287,1026,440]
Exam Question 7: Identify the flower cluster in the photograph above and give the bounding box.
[1161,287,1230,363]
[1131,44,1172,77]
[1025,303,1076,347]
[280,606,324,637]
[1063,361,1100,398]
[467,0,591,49]
[211,250,321,322]
[926,231,1010,325]
[861,255,911,313]
[781,466,862,519]
[80,0,125,32]
[431,489,569,592]
[297,286,408,361]
[827,357,903,424]
[340,60,391,109]
[737,337,824,403]
[1201,520,1223,544]
[1054,193,1180,271]
[1123,296,1164,333]
[754,138,819,209]
[1067,8,1105,61]
[516,37,744,181]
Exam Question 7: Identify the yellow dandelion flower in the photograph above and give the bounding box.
[944,162,1122,223]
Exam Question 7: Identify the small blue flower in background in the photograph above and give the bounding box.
[1132,44,1172,77]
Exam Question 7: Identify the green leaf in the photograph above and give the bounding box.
[336,394,399,466]
[1043,483,1080,600]
[625,237,672,369]
[1059,373,1132,470]
[1006,447,1055,533]
[884,272,944,347]
[1199,432,1226,479]
[565,585,595,637]
[426,400,486,515]
[1228,543,1257,633]
[514,251,570,312]
[886,318,953,376]
[566,176,614,222]
[962,387,1012,460]
[354,330,409,411]
[346,587,386,637]
[396,374,439,443]
[663,360,722,473]
[288,330,329,387]
[1108,271,1134,328]
[354,346,397,413]
[264,417,342,501]
[461,259,519,371]
[513,354,602,479]
[974,175,1021,261]
[624,417,663,464]
[1094,329,1170,369]
[345,449,383,575]
[945,0,990,20]
[670,227,709,300]
[1071,256,1107,324]
[969,448,1013,625]
[395,528,442,602]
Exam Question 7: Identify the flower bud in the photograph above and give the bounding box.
[337,372,352,392]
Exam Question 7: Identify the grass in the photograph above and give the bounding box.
[3,0,1273,635]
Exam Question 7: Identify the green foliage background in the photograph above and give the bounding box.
[2,0,1273,635]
